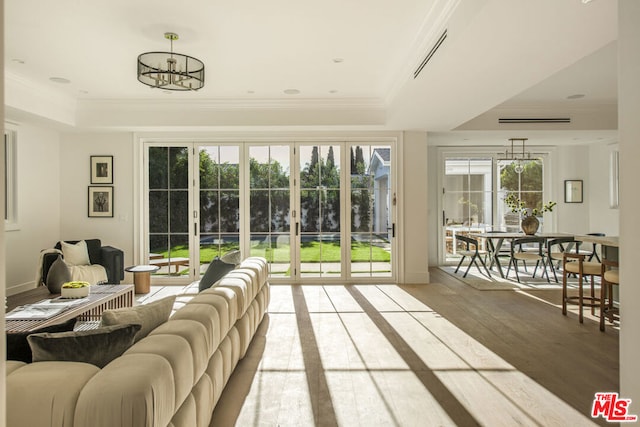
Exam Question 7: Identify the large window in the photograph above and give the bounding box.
[441,152,549,264]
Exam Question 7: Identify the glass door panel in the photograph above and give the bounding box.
[147,146,192,277]
[350,145,392,277]
[497,160,544,231]
[443,158,492,264]
[198,146,240,275]
[248,145,292,278]
[298,145,341,278]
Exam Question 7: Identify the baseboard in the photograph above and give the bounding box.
[402,271,430,284]
[7,281,37,296]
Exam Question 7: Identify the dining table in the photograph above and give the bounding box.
[469,231,573,278]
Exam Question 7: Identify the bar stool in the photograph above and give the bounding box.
[562,253,603,324]
[600,259,619,331]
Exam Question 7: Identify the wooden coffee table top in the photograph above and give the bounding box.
[6,284,134,333]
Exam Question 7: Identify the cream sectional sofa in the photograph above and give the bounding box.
[6,256,270,427]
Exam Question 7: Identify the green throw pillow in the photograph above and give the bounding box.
[27,323,141,368]
[100,295,176,342]
[198,258,235,292]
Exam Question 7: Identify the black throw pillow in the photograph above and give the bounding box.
[6,317,78,363]
[198,257,235,292]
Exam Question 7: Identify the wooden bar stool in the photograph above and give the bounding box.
[562,253,603,324]
[600,259,619,331]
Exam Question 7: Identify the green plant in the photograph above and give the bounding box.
[505,193,556,217]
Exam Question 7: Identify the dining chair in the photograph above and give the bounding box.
[578,232,605,262]
[546,237,578,282]
[454,234,491,278]
[506,236,549,282]
[600,258,619,331]
[562,252,603,324]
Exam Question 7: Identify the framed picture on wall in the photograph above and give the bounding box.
[88,186,114,217]
[564,179,583,203]
[90,155,113,184]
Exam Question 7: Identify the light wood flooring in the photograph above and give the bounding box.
[204,267,619,427]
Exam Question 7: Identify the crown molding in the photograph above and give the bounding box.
[5,71,77,126]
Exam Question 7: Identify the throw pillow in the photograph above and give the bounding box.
[101,295,176,342]
[6,317,77,363]
[221,250,242,266]
[198,257,235,292]
[61,240,91,266]
[27,323,141,368]
[46,255,72,294]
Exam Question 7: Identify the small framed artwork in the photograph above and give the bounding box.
[88,186,114,217]
[564,179,583,203]
[90,155,113,184]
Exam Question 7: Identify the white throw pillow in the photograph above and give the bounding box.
[61,240,91,266]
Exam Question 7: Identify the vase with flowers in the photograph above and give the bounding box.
[504,193,557,235]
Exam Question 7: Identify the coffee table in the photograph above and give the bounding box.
[6,284,134,333]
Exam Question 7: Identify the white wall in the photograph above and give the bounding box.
[618,0,640,410]
[427,145,439,267]
[552,142,620,236]
[401,132,430,283]
[4,123,61,294]
[59,132,135,272]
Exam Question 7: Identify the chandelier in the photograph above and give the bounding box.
[137,32,205,91]
[498,138,535,174]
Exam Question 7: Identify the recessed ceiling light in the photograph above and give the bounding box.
[247,90,255,94]
[329,90,338,94]
[11,59,25,64]
[163,90,173,95]
[79,89,89,95]
[49,77,71,84]
[333,58,344,63]
[284,89,300,95]
[567,94,585,99]
[582,0,593,4]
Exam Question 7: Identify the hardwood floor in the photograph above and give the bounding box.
[208,268,619,427]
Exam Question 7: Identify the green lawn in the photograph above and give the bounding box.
[154,240,390,264]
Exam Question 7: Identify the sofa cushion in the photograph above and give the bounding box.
[6,317,77,363]
[61,240,91,266]
[198,258,235,292]
[7,361,101,427]
[101,295,176,342]
[124,334,194,409]
[74,353,176,427]
[28,323,141,368]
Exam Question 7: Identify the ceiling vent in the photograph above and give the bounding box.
[414,29,447,79]
[499,118,571,124]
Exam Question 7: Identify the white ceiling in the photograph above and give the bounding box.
[4,0,620,144]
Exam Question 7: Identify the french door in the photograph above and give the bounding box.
[144,141,395,283]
